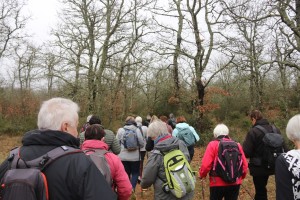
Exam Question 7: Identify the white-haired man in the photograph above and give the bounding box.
[0,97,117,200]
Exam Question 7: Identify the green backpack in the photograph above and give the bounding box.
[158,149,196,198]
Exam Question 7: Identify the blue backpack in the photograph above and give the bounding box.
[176,128,196,146]
[122,128,139,151]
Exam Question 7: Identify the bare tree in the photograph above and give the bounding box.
[0,0,28,60]
[275,0,300,70]
[221,0,274,109]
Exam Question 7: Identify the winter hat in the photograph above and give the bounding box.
[85,124,105,140]
[213,124,229,138]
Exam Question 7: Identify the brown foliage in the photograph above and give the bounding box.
[168,96,180,105]
[197,86,230,113]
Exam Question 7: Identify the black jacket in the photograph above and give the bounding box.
[0,129,117,200]
[242,119,288,176]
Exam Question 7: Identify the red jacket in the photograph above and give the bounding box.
[199,137,248,187]
[81,140,132,200]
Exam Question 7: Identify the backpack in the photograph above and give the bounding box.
[0,146,81,200]
[256,125,285,169]
[210,137,243,183]
[157,149,195,198]
[84,149,112,186]
[176,128,196,147]
[122,128,139,151]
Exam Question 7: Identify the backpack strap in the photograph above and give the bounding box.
[84,148,109,156]
[9,146,82,170]
[255,125,277,134]
[138,126,146,140]
[152,149,167,183]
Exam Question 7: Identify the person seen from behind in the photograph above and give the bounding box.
[135,116,148,183]
[79,114,93,134]
[160,115,173,134]
[88,115,121,155]
[172,116,200,161]
[116,116,145,192]
[275,114,300,200]
[199,124,248,200]
[145,115,159,152]
[243,109,288,200]
[167,113,176,129]
[81,124,132,200]
[0,97,117,200]
[141,120,194,199]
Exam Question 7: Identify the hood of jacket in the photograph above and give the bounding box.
[22,129,80,147]
[123,124,138,131]
[253,118,270,127]
[154,136,180,152]
[81,140,109,151]
[175,122,190,130]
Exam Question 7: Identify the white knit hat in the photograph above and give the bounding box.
[213,124,229,138]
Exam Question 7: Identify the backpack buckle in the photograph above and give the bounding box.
[7,154,15,162]
[39,156,50,166]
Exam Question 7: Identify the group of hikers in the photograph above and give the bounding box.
[0,97,299,200]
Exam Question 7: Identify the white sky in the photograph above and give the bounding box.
[26,0,60,44]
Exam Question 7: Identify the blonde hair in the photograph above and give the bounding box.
[147,120,168,138]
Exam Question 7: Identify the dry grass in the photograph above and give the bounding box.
[0,136,276,200]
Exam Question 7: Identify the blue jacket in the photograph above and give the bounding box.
[172,122,200,142]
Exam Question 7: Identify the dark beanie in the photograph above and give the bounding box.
[85,124,105,140]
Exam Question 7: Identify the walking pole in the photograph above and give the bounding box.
[240,183,254,200]
[201,179,205,200]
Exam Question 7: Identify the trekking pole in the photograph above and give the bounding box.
[240,183,254,200]
[201,179,205,200]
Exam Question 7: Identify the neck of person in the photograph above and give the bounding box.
[294,140,300,150]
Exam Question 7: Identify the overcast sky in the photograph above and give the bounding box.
[26,0,60,44]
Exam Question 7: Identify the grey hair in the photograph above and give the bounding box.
[135,116,142,123]
[213,123,229,138]
[37,98,79,130]
[147,120,168,138]
[286,114,300,141]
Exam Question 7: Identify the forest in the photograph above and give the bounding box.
[0,0,299,143]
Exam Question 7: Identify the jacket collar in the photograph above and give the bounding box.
[22,129,80,148]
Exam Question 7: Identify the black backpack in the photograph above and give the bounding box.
[0,146,81,200]
[256,125,285,169]
[210,137,243,183]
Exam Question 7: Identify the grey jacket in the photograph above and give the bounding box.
[141,136,194,200]
[116,124,145,161]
